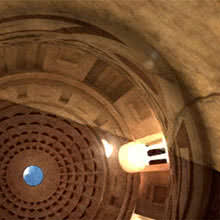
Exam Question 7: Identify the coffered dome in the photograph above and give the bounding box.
[0,103,107,219]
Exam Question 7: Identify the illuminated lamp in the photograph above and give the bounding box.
[118,137,169,173]
[118,142,148,173]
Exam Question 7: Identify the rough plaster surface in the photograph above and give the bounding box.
[0,1,218,220]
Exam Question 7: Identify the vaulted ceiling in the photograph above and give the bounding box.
[0,1,219,220]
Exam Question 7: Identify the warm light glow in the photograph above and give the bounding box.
[138,132,164,144]
[118,134,169,173]
[131,213,154,220]
[102,139,113,158]
[118,142,148,173]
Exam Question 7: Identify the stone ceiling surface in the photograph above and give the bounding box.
[0,0,218,170]
[0,1,219,220]
[0,13,162,140]
[0,103,106,219]
[0,102,139,220]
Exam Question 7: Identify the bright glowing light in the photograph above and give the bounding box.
[118,142,148,173]
[131,213,154,220]
[102,139,113,158]
[118,135,169,173]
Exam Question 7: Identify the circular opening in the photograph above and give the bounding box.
[23,166,44,186]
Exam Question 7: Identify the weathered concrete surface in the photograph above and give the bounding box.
[0,1,219,220]
[0,0,219,169]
